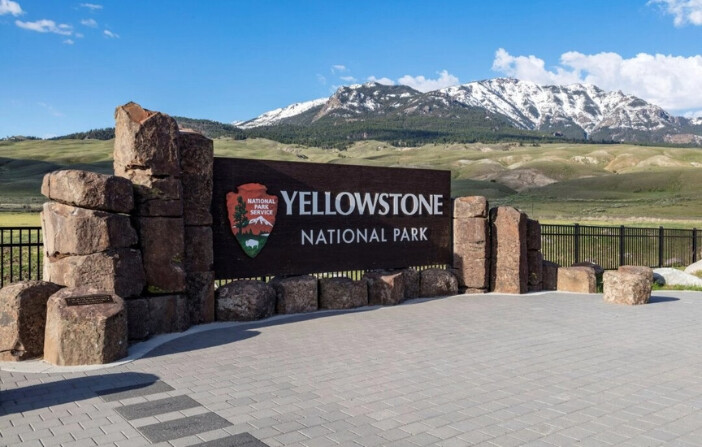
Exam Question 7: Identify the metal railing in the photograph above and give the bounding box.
[1,227,43,288]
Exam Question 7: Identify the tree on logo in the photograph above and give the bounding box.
[233,196,249,234]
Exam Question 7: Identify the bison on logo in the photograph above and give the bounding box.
[226,183,278,258]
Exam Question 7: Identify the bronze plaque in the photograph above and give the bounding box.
[213,158,451,279]
[65,294,115,307]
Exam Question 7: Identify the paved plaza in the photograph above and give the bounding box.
[3,291,702,446]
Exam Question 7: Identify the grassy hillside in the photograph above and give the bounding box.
[1,137,702,226]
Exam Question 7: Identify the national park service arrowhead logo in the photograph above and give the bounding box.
[227,183,278,258]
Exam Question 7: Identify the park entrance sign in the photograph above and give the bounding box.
[212,158,451,279]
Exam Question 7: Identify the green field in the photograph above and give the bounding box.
[2,137,702,227]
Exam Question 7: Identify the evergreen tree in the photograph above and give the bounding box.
[233,196,249,234]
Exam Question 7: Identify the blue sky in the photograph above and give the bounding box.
[1,0,701,137]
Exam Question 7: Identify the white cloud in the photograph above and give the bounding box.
[397,70,460,92]
[649,0,702,26]
[684,109,702,118]
[80,18,97,27]
[340,75,357,82]
[367,76,395,86]
[491,48,702,111]
[0,0,22,16]
[15,19,73,35]
[63,39,74,45]
[80,3,102,10]
[75,32,84,38]
[316,74,327,85]
[103,29,119,38]
[331,64,347,74]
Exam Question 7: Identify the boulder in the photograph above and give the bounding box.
[572,261,605,276]
[271,275,318,314]
[489,206,528,294]
[557,266,596,293]
[527,251,543,292]
[41,170,133,213]
[618,265,653,283]
[216,280,275,321]
[186,271,215,324]
[129,173,183,217]
[542,260,559,291]
[179,130,214,226]
[147,295,190,334]
[419,269,459,297]
[135,217,186,294]
[401,268,420,299]
[684,259,702,275]
[526,219,541,251]
[41,202,137,256]
[652,268,702,287]
[603,270,651,305]
[0,281,63,361]
[44,287,127,365]
[452,257,489,290]
[43,248,145,298]
[114,102,181,178]
[452,217,489,289]
[125,298,150,340]
[453,196,488,218]
[184,226,213,272]
[318,277,368,309]
[364,271,405,306]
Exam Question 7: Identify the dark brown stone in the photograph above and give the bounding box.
[0,281,63,361]
[419,269,459,297]
[41,202,137,256]
[572,261,605,276]
[542,260,559,291]
[271,275,318,314]
[453,217,489,247]
[489,206,528,294]
[401,268,420,299]
[186,271,215,324]
[453,254,490,289]
[528,250,543,291]
[44,287,127,365]
[125,298,150,340]
[43,248,145,298]
[184,226,213,272]
[147,295,189,334]
[216,280,276,321]
[179,130,214,226]
[114,102,181,178]
[557,266,597,293]
[129,173,183,217]
[453,196,488,218]
[318,277,368,309]
[136,217,186,294]
[364,271,405,306]
[41,170,134,213]
[527,219,541,251]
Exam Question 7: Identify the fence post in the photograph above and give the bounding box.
[693,228,698,264]
[574,223,580,264]
[619,225,625,267]
[658,226,664,267]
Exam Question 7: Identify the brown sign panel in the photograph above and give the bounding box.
[212,158,451,279]
[65,294,115,306]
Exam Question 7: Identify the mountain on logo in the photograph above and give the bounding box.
[249,216,273,227]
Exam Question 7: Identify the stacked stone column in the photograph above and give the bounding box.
[452,196,490,293]
[489,206,528,294]
[527,219,543,291]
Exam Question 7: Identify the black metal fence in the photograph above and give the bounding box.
[2,224,701,288]
[541,224,701,270]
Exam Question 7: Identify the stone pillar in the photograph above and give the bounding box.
[527,219,543,292]
[114,102,189,336]
[452,196,489,293]
[489,206,528,294]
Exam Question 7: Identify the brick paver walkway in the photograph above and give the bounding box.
[3,291,702,446]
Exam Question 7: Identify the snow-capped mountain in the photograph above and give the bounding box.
[235,78,702,144]
[249,215,273,226]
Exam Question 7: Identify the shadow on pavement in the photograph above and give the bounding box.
[0,372,159,416]
[648,296,680,304]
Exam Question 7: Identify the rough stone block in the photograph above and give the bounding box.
[453,196,488,218]
[527,219,541,251]
[216,280,276,321]
[186,271,215,324]
[129,173,183,217]
[603,270,651,305]
[43,248,145,298]
[401,268,420,299]
[364,271,405,306]
[453,217,489,247]
[557,266,597,293]
[464,287,487,294]
[179,130,214,226]
[528,250,544,291]
[126,298,150,340]
[41,170,134,213]
[44,287,127,365]
[147,295,190,334]
[41,202,137,256]
[184,226,213,272]
[618,265,653,297]
[114,102,181,178]
[318,277,368,309]
[419,269,459,297]
[542,260,559,290]
[271,275,318,314]
[572,261,605,276]
[136,217,186,294]
[0,281,63,361]
[489,206,528,294]
[452,256,489,289]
